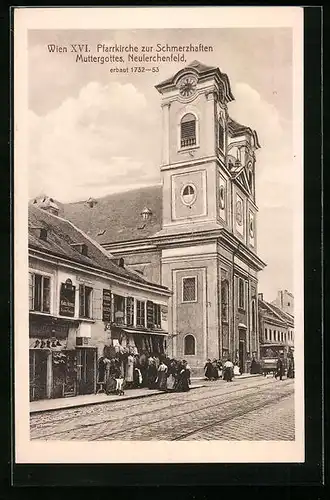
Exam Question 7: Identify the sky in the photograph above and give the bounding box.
[28,28,294,301]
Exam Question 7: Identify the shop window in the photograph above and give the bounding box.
[184,334,196,355]
[79,284,93,318]
[238,278,245,309]
[221,279,229,322]
[113,294,125,325]
[126,297,134,327]
[182,276,197,303]
[137,300,146,327]
[180,113,196,148]
[29,272,51,313]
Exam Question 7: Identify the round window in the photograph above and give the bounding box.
[181,184,197,206]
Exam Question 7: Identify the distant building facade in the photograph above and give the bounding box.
[62,61,266,375]
[29,199,170,401]
[258,293,294,359]
[272,289,294,315]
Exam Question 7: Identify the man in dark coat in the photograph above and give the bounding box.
[275,356,284,380]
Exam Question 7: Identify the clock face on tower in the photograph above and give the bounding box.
[178,76,197,98]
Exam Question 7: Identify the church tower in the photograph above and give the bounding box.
[155,61,266,375]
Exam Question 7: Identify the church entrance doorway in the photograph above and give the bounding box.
[238,325,247,374]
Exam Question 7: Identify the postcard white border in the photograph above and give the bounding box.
[14,6,304,464]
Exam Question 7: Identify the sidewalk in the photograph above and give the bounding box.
[30,373,261,414]
[30,383,205,414]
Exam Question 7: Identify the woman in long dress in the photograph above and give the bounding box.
[223,359,234,382]
[204,359,213,380]
[125,354,134,387]
[147,357,158,389]
[166,360,177,391]
[105,358,117,394]
[157,360,168,391]
[175,360,191,392]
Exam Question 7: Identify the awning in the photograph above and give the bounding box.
[121,328,168,336]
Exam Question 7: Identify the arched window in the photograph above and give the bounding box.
[184,334,196,355]
[180,113,196,148]
[221,279,229,322]
[218,118,225,151]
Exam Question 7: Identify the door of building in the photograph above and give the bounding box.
[29,349,49,401]
[238,327,247,374]
[76,347,97,395]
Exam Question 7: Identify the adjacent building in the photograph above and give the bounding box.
[61,60,266,375]
[258,293,294,359]
[29,198,171,401]
[272,289,294,316]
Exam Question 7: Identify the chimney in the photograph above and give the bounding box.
[258,293,263,301]
[33,196,59,216]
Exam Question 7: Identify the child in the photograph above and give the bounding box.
[114,365,125,395]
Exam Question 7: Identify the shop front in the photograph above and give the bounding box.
[29,314,97,401]
[100,324,168,384]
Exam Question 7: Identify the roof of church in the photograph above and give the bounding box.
[156,60,217,87]
[155,60,235,101]
[60,185,163,246]
[29,203,168,290]
[228,118,261,148]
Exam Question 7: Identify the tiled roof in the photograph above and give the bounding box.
[60,185,162,245]
[258,298,294,325]
[29,204,168,291]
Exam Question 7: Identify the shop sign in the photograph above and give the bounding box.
[76,276,94,285]
[29,318,69,339]
[102,289,112,322]
[59,281,76,317]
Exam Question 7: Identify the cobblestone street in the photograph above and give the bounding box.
[30,376,294,441]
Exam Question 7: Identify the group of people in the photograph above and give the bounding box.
[98,353,192,396]
[204,358,240,382]
[275,355,295,380]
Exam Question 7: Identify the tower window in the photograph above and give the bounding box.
[218,118,225,151]
[219,185,225,210]
[181,184,196,206]
[184,334,196,355]
[180,113,196,148]
[182,276,197,303]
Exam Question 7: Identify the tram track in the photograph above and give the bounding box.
[31,377,278,439]
[172,392,293,441]
[91,380,294,442]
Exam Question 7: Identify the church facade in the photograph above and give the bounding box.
[63,61,266,375]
